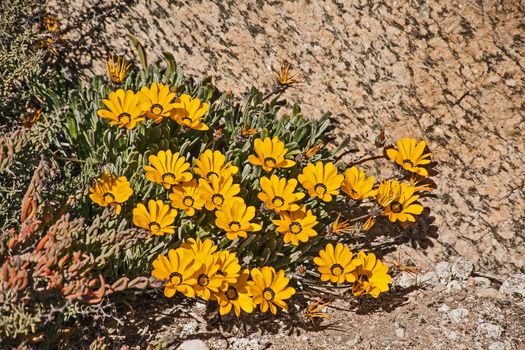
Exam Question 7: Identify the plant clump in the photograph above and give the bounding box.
[0,47,436,346]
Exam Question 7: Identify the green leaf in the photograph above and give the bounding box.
[127,33,148,71]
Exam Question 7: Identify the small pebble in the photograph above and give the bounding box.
[488,341,506,350]
[438,304,450,312]
[178,340,209,350]
[500,274,525,298]
[451,257,474,280]
[445,331,458,340]
[448,307,469,323]
[394,322,406,339]
[478,323,504,339]
[436,262,453,284]
[473,276,491,288]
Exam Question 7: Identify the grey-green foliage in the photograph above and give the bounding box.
[0,0,51,125]
[0,53,348,347]
[39,53,342,276]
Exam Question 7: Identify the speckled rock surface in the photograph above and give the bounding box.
[49,1,525,347]
[51,0,524,274]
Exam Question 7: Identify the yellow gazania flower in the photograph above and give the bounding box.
[169,180,205,217]
[362,216,376,231]
[409,175,433,193]
[43,15,59,32]
[198,176,241,211]
[88,172,133,215]
[331,213,351,235]
[257,175,305,212]
[21,108,43,128]
[386,137,431,177]
[313,243,361,284]
[248,137,296,172]
[132,199,178,236]
[216,250,241,291]
[191,254,224,300]
[241,124,259,137]
[215,197,262,240]
[341,166,377,200]
[97,89,144,129]
[138,82,177,123]
[106,56,131,85]
[375,180,401,208]
[151,248,200,298]
[272,207,318,246]
[276,62,301,87]
[381,183,423,223]
[180,237,218,263]
[171,94,209,131]
[216,269,254,317]
[249,266,295,315]
[305,143,324,158]
[193,149,238,182]
[298,161,344,202]
[143,149,193,190]
[351,251,392,298]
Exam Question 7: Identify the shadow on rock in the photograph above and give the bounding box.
[348,284,423,315]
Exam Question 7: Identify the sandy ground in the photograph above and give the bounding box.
[48,0,525,348]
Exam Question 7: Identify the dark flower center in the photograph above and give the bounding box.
[226,286,239,300]
[212,194,224,206]
[103,192,116,204]
[150,103,164,115]
[330,263,344,276]
[272,196,285,207]
[117,112,131,123]
[169,272,183,285]
[289,222,303,234]
[182,116,192,123]
[183,196,194,207]
[314,183,327,195]
[262,287,275,301]
[263,157,277,167]
[403,159,414,167]
[229,221,241,231]
[390,201,404,213]
[162,172,176,183]
[149,222,161,233]
[206,171,219,179]
[198,273,210,287]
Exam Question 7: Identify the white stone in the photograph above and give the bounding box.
[436,262,452,284]
[229,338,266,350]
[473,277,491,288]
[178,340,209,350]
[394,272,417,288]
[418,271,438,285]
[446,280,465,291]
[394,323,406,339]
[445,331,458,340]
[488,341,506,350]
[180,321,199,337]
[451,257,474,280]
[477,323,504,339]
[438,304,450,312]
[448,307,469,323]
[499,274,525,298]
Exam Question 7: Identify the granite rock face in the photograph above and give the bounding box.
[50,0,525,274]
